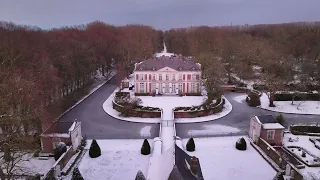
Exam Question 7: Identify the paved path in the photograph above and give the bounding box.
[175,92,320,138]
[59,75,160,139]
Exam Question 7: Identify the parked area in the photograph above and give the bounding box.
[182,136,277,180]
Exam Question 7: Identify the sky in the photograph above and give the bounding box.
[1,0,320,30]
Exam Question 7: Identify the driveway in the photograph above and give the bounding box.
[59,74,160,139]
[175,92,320,138]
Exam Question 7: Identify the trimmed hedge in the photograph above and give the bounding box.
[89,139,101,158]
[115,92,130,98]
[186,138,195,152]
[141,139,151,155]
[236,137,247,151]
[290,125,320,136]
[185,93,202,96]
[134,93,149,96]
[274,93,320,101]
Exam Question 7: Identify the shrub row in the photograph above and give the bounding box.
[136,106,161,111]
[274,93,320,101]
[185,93,202,96]
[115,92,130,98]
[174,97,224,112]
[134,92,149,96]
[290,125,320,136]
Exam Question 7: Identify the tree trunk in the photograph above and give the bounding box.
[0,168,5,180]
[269,93,275,107]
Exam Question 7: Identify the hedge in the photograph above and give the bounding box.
[274,93,320,101]
[290,125,320,136]
[115,92,130,98]
[185,93,202,96]
[134,92,149,96]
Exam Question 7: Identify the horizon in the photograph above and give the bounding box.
[1,0,320,30]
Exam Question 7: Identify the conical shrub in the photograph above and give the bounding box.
[141,139,151,155]
[135,170,146,180]
[186,137,195,152]
[72,168,84,180]
[236,137,247,151]
[276,114,285,126]
[89,139,101,158]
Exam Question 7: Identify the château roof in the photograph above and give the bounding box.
[135,56,201,72]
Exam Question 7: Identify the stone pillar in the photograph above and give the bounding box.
[190,156,198,175]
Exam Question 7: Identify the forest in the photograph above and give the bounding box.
[1,21,320,148]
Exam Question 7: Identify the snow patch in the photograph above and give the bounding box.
[259,93,320,115]
[232,94,248,103]
[140,126,151,137]
[188,124,240,136]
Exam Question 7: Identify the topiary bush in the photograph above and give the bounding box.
[141,139,151,155]
[89,139,101,158]
[135,170,146,180]
[186,137,195,152]
[72,167,84,180]
[54,142,67,161]
[236,137,247,151]
[247,92,261,107]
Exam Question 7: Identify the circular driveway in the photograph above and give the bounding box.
[58,75,160,139]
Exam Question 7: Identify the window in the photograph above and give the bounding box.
[267,130,275,140]
[191,83,195,93]
[140,83,144,93]
[139,74,144,80]
[178,83,183,92]
[192,74,196,80]
[172,83,176,93]
[159,74,162,81]
[165,83,169,93]
[179,74,182,80]
[172,74,175,80]
[166,74,169,81]
[151,83,156,92]
[152,74,155,80]
[159,83,163,93]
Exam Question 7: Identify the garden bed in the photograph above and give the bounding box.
[285,146,320,167]
[173,97,225,118]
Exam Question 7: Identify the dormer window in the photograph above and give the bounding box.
[152,67,156,71]
[178,67,182,71]
[191,67,195,71]
[139,67,143,71]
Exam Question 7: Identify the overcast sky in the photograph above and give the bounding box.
[1,0,320,30]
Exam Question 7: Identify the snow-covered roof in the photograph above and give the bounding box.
[262,123,285,130]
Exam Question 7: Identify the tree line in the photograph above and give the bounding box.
[0,21,163,144]
[164,22,320,103]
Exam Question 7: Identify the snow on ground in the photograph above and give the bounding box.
[79,139,151,180]
[102,89,161,123]
[232,93,248,103]
[140,126,152,137]
[188,124,241,137]
[175,96,233,123]
[0,153,55,176]
[259,93,320,115]
[182,136,276,180]
[283,133,320,180]
[161,126,175,152]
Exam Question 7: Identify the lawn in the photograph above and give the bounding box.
[182,136,276,180]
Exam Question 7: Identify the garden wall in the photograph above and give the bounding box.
[257,138,303,180]
[173,98,225,118]
[112,100,161,118]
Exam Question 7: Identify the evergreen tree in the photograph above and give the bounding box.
[276,114,285,126]
[89,139,101,158]
[141,139,151,155]
[54,142,67,161]
[236,137,247,150]
[72,168,84,180]
[186,137,195,152]
[135,170,146,180]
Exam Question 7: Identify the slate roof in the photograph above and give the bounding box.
[257,115,276,124]
[171,145,204,180]
[135,56,201,72]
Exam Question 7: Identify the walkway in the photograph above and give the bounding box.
[58,74,160,139]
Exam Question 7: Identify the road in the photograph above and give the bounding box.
[175,92,320,138]
[59,75,160,139]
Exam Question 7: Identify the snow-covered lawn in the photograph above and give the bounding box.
[283,133,320,179]
[175,97,233,123]
[138,96,205,120]
[79,139,151,180]
[182,136,276,180]
[259,93,320,115]
[187,124,241,137]
[102,89,161,123]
